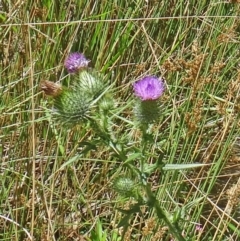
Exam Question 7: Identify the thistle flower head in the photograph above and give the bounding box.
[133,76,164,101]
[133,75,165,124]
[64,52,90,73]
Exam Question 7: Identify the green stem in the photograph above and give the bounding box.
[146,185,186,241]
[89,117,127,162]
[139,123,148,173]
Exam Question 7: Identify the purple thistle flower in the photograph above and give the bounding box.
[64,52,90,73]
[133,76,164,101]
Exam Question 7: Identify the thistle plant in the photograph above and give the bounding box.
[41,52,206,241]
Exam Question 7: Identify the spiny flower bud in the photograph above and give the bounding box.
[133,76,165,123]
[98,97,114,112]
[113,176,136,197]
[64,52,90,74]
[74,69,105,99]
[53,89,90,125]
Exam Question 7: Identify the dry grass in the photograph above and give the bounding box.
[1,1,240,240]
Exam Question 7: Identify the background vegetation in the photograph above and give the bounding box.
[0,1,240,240]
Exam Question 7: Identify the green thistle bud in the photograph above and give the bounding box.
[74,69,106,99]
[99,97,114,112]
[113,176,136,197]
[53,88,90,125]
[40,80,90,125]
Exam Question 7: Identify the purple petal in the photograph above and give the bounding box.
[133,76,165,100]
[64,52,90,73]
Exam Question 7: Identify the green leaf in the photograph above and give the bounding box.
[227,222,240,237]
[124,153,142,164]
[163,163,208,171]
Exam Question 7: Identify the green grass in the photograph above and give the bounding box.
[1,1,240,241]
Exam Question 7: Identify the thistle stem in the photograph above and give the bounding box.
[145,184,186,241]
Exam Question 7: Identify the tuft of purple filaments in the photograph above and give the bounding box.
[64,52,89,73]
[133,76,165,101]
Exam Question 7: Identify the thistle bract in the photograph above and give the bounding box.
[64,52,90,74]
[134,100,162,123]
